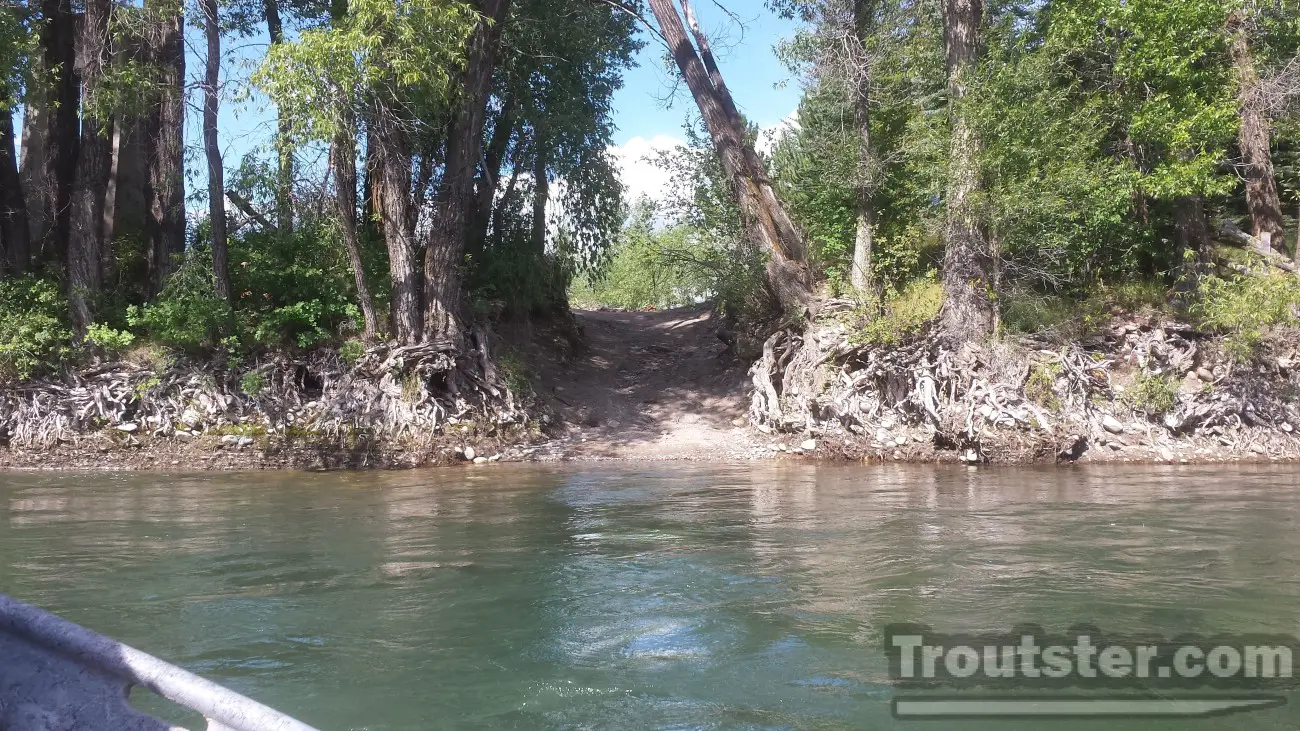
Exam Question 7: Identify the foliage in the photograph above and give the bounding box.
[0,277,75,380]
[1124,370,1179,416]
[339,340,365,366]
[848,276,944,347]
[240,371,265,397]
[85,323,136,352]
[1194,274,1300,360]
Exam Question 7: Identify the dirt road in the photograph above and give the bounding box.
[529,306,769,460]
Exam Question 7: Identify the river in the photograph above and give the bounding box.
[2,464,1298,729]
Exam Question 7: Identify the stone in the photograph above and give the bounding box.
[1283,423,1294,433]
[115,423,138,433]
[473,456,489,464]
[1102,415,1124,434]
[220,435,240,445]
[236,436,254,447]
[175,431,191,442]
[605,420,621,429]
[732,417,748,427]
[1196,367,1214,382]
[462,446,476,461]
[875,428,891,442]
[1251,443,1267,454]
[800,439,817,451]
[1180,372,1202,393]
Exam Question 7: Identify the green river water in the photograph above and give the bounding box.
[1,463,1298,730]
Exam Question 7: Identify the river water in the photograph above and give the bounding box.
[2,464,1299,730]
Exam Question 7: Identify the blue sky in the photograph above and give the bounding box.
[610,4,801,146]
[15,4,804,204]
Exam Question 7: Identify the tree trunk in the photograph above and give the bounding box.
[18,83,46,248]
[67,0,114,330]
[332,124,380,340]
[328,0,379,341]
[849,0,875,296]
[647,0,814,318]
[1227,11,1284,242]
[937,0,994,346]
[264,0,293,235]
[469,94,516,255]
[372,101,421,344]
[422,0,512,342]
[1174,195,1210,284]
[142,0,185,296]
[201,0,230,301]
[531,131,548,256]
[39,0,78,266]
[0,106,30,273]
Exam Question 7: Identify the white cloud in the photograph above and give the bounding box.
[757,109,800,157]
[608,134,685,205]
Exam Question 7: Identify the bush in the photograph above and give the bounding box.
[1193,274,1300,361]
[1124,371,1179,417]
[0,276,76,380]
[339,339,365,366]
[850,276,944,347]
[85,323,136,352]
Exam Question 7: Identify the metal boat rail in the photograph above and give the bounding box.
[0,593,318,731]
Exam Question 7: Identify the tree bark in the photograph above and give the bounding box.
[422,0,512,342]
[18,80,46,249]
[1227,11,1284,242]
[1174,195,1210,283]
[469,94,516,255]
[0,106,29,273]
[937,0,994,345]
[142,0,185,296]
[67,0,114,329]
[647,0,814,318]
[201,0,230,301]
[328,0,379,341]
[849,0,875,296]
[264,0,293,235]
[531,131,548,256]
[39,0,78,266]
[372,101,421,344]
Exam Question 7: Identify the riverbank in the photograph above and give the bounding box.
[3,305,1300,470]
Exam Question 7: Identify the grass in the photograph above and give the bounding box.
[1192,273,1300,362]
[1123,371,1179,417]
[848,277,945,347]
[1001,280,1170,339]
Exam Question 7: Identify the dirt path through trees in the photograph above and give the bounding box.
[530,306,771,460]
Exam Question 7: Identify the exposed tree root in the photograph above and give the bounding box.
[750,300,1300,463]
[0,325,531,452]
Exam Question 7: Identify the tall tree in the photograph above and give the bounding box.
[38,0,78,263]
[849,0,875,295]
[1226,8,1284,243]
[0,100,28,272]
[264,0,293,234]
[142,0,185,296]
[67,0,115,329]
[328,0,379,340]
[937,0,993,344]
[647,0,815,317]
[201,0,231,300]
[423,0,512,342]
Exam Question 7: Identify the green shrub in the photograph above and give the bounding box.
[1024,361,1062,410]
[240,371,265,396]
[127,249,232,351]
[0,276,76,380]
[1124,371,1179,416]
[85,323,135,352]
[1193,274,1300,361]
[339,340,365,366]
[850,276,944,347]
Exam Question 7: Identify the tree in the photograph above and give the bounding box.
[1227,7,1285,242]
[423,0,512,342]
[141,0,186,296]
[264,0,294,235]
[67,0,115,329]
[201,0,231,300]
[937,0,994,344]
[647,0,816,318]
[0,5,30,272]
[849,0,876,295]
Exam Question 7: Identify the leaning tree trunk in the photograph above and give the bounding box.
[531,131,548,256]
[849,0,876,296]
[647,0,814,318]
[372,101,422,345]
[39,0,78,266]
[327,0,379,340]
[67,0,115,330]
[0,106,30,273]
[201,0,230,301]
[1227,11,1284,243]
[265,0,294,235]
[142,0,185,296]
[422,0,512,343]
[937,0,994,345]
